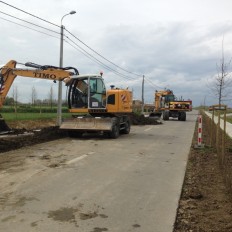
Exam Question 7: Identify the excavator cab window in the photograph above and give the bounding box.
[68,78,88,109]
[89,77,106,109]
[165,94,175,103]
[68,76,106,110]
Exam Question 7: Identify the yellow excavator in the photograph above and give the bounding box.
[0,60,133,138]
[151,89,192,121]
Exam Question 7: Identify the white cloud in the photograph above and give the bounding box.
[1,0,232,107]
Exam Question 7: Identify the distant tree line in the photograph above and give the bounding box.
[2,85,69,113]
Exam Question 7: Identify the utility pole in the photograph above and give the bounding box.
[57,24,64,126]
[141,75,144,114]
[57,10,76,126]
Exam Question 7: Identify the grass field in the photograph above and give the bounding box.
[205,110,232,124]
[227,117,232,124]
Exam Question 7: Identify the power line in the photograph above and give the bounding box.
[0,2,143,81]
[0,0,59,27]
[0,16,60,39]
[65,28,142,78]
[0,11,136,80]
[145,76,163,89]
[0,10,60,35]
[65,36,135,80]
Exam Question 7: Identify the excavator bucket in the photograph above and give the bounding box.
[0,114,11,133]
[60,117,113,132]
[149,112,162,119]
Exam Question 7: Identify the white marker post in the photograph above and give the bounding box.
[198,115,202,146]
[195,114,204,148]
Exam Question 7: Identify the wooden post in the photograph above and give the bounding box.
[210,109,215,147]
[222,106,227,164]
[217,110,220,154]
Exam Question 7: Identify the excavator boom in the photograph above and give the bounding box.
[0,60,78,108]
[0,60,79,132]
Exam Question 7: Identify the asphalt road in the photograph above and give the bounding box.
[0,111,197,232]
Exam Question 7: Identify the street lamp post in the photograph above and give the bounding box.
[57,10,76,126]
[141,75,144,114]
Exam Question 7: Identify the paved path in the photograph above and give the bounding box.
[0,111,198,232]
[204,111,232,137]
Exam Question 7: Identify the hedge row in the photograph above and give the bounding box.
[1,106,69,113]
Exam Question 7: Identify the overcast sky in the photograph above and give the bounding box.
[1,0,232,106]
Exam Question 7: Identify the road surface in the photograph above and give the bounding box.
[0,111,197,232]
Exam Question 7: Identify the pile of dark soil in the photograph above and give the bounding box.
[130,113,162,125]
[0,127,64,153]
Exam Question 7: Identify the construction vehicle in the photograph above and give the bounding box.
[151,89,192,121]
[0,60,133,138]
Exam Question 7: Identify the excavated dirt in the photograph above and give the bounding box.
[174,149,232,232]
[0,115,161,153]
[174,121,232,232]
[0,119,64,153]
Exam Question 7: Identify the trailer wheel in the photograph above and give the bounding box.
[163,111,169,120]
[122,119,131,134]
[109,118,120,139]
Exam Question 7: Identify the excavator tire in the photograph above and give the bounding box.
[163,111,169,121]
[121,118,131,134]
[109,117,120,139]
[179,111,186,121]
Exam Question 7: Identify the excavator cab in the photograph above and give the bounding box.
[68,74,107,113]
[61,73,133,136]
[164,94,175,103]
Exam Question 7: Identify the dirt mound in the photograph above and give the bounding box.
[7,119,57,130]
[130,113,162,125]
[0,126,64,153]
[174,124,232,231]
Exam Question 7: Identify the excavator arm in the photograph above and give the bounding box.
[154,90,173,111]
[0,60,79,108]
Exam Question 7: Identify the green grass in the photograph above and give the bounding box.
[1,112,72,121]
[226,117,232,124]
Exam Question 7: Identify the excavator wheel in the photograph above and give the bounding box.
[121,119,131,134]
[108,117,120,139]
[179,112,186,121]
[163,111,169,121]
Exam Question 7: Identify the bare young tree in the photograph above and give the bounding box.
[48,85,54,109]
[210,37,232,106]
[12,85,19,115]
[31,86,37,106]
